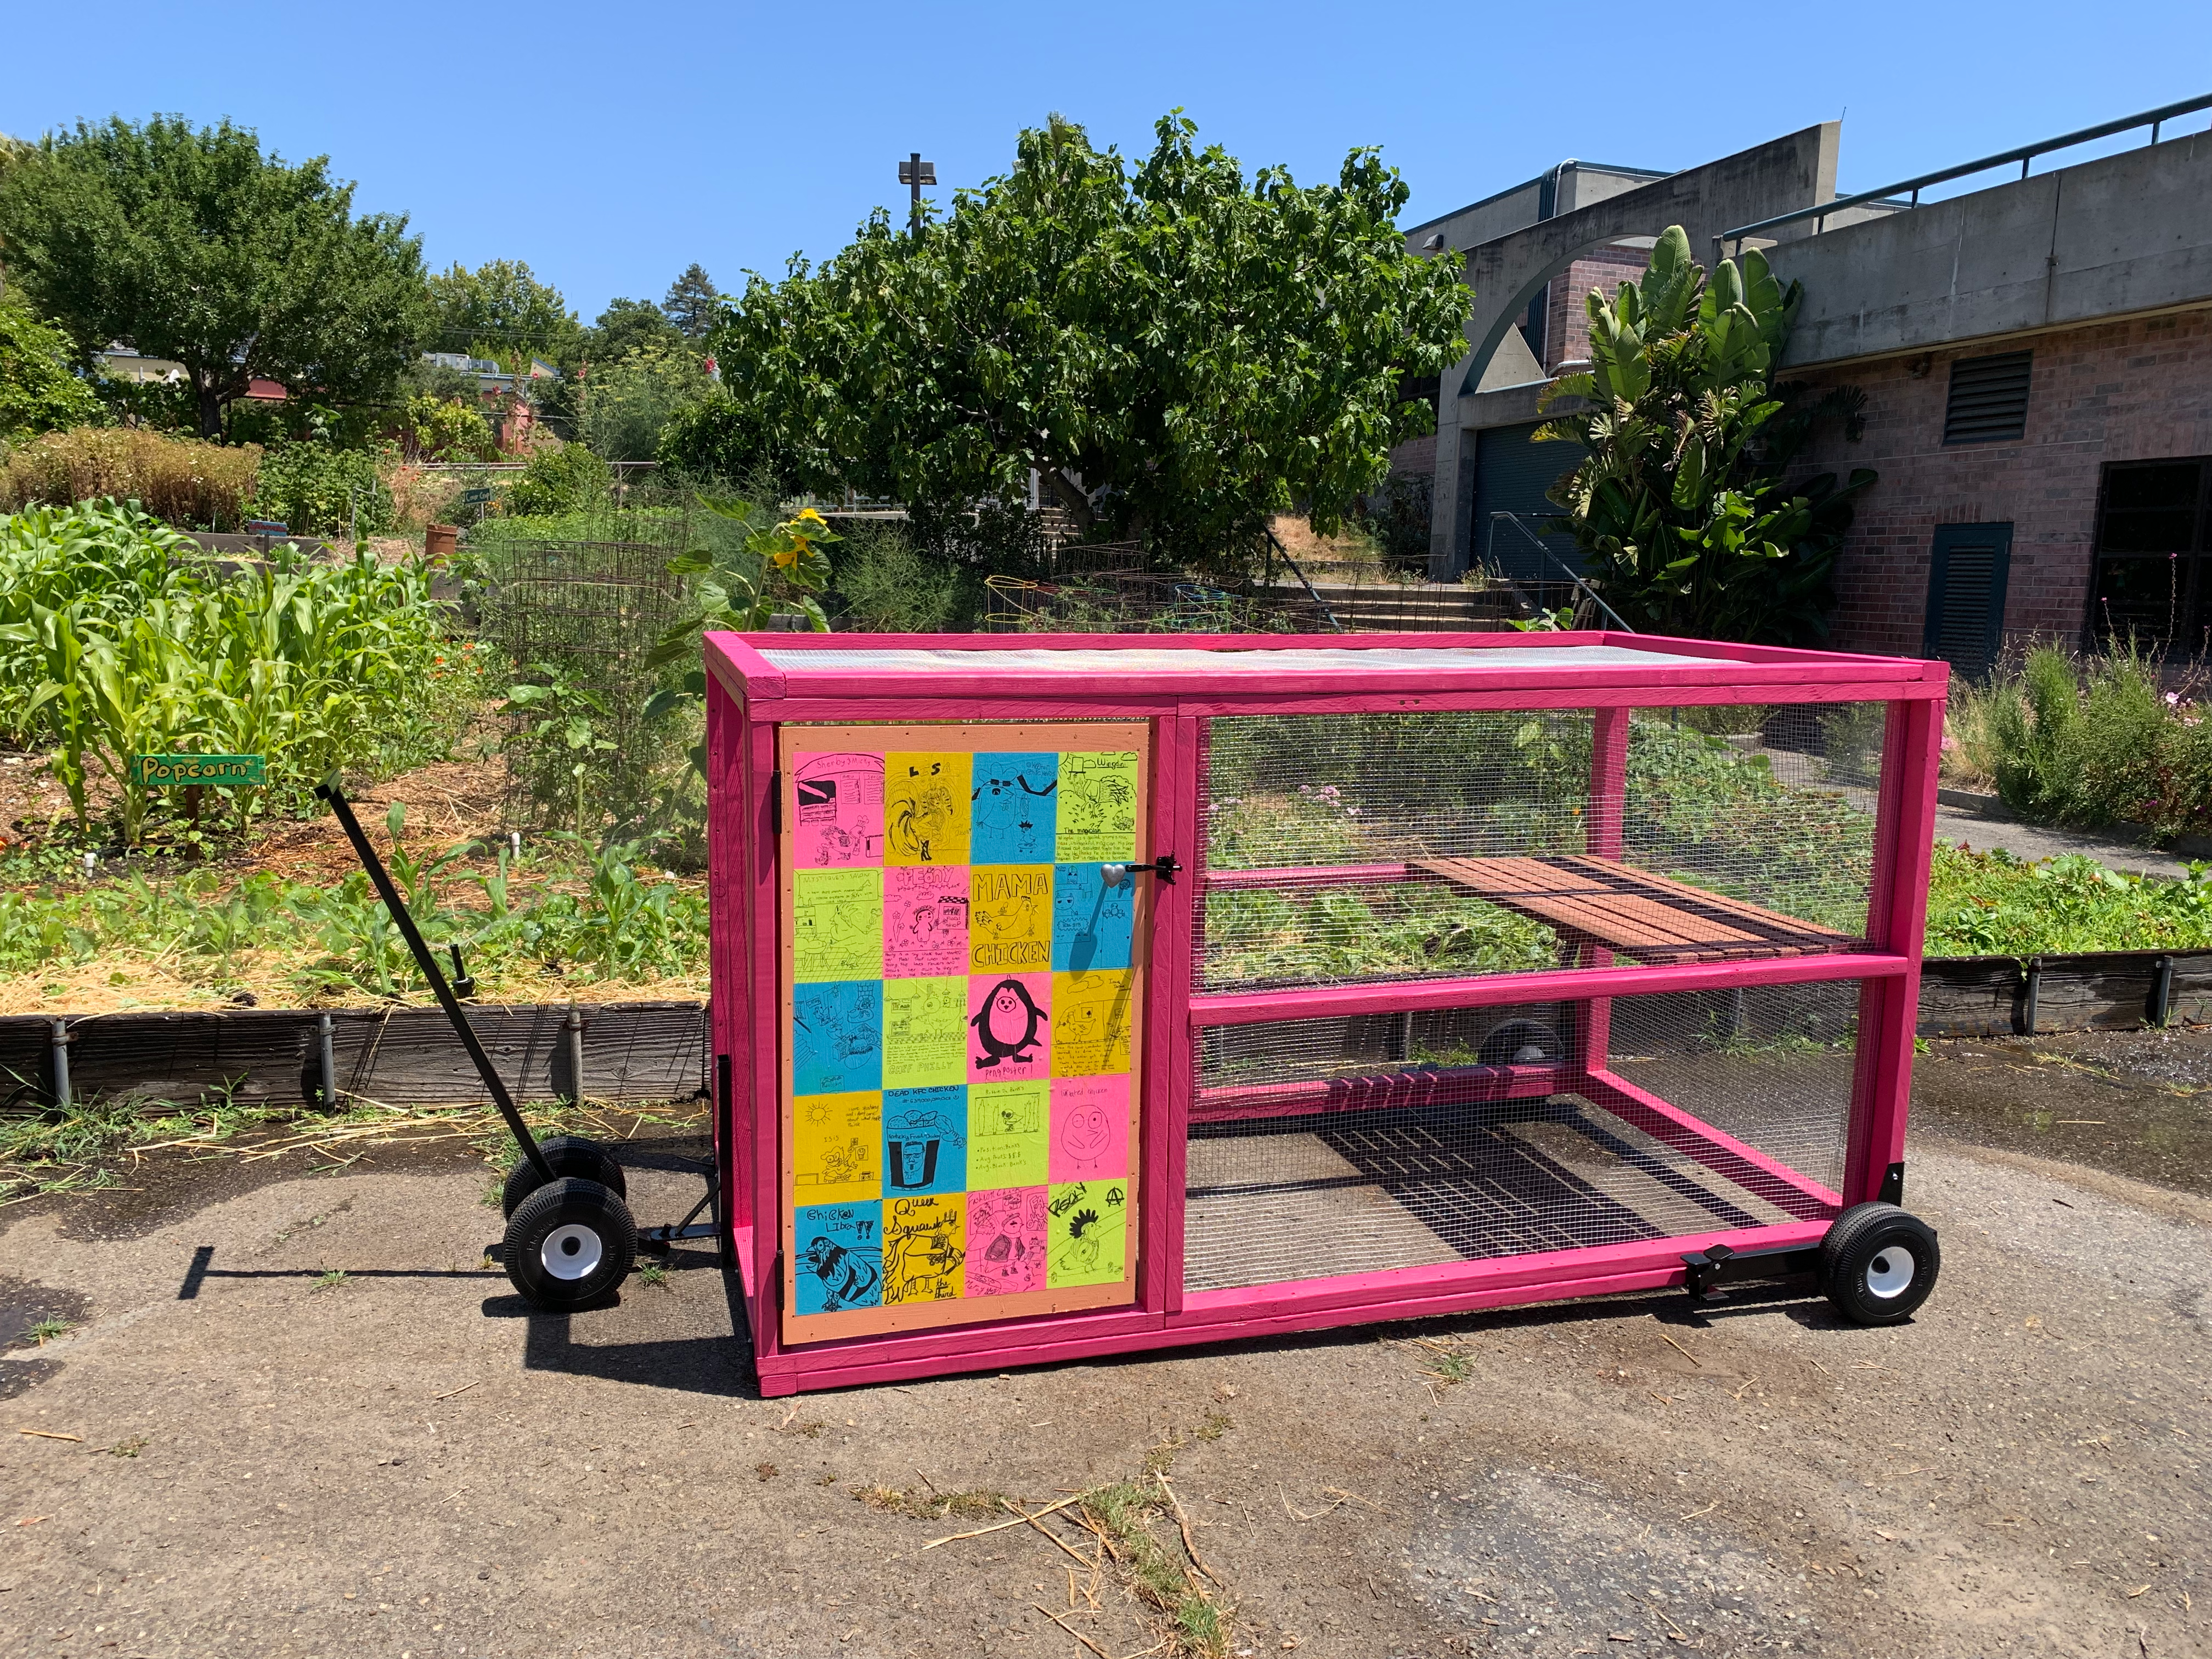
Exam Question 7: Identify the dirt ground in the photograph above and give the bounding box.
[3,1032,2208,1659]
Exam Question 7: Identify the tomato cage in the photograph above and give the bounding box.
[702,632,1948,1397]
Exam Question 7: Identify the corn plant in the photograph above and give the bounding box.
[0,503,465,842]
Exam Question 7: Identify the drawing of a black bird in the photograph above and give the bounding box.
[969,977,1048,1068]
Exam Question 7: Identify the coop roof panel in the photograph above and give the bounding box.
[757,644,1714,675]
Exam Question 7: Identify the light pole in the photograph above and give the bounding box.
[898,153,936,236]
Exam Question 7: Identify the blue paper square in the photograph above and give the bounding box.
[793,980,881,1096]
[1052,862,1136,972]
[792,1201,883,1314]
[969,752,1058,865]
[881,1085,968,1195]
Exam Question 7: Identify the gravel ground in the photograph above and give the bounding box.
[1,1042,2207,1659]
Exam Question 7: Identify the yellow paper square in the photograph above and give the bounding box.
[791,1092,881,1204]
[969,865,1053,973]
[1051,968,1134,1077]
[883,753,972,865]
[883,1192,966,1304]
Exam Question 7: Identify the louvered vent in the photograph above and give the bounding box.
[1943,352,2033,445]
[1931,546,1997,673]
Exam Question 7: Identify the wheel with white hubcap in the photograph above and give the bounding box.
[502,1177,636,1309]
[1820,1201,1939,1325]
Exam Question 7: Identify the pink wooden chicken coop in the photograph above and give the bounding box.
[702,631,1948,1397]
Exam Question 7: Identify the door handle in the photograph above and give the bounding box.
[1102,854,1181,887]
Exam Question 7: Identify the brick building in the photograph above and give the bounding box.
[1397,103,2212,673]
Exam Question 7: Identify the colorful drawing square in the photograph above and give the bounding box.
[883,753,972,866]
[968,1079,1049,1188]
[884,866,969,978]
[792,980,881,1095]
[882,976,968,1090]
[965,1186,1048,1296]
[1047,1180,1128,1288]
[969,865,1054,973]
[793,1202,883,1314]
[1055,752,1139,862]
[968,972,1053,1084]
[792,1091,881,1204]
[793,867,883,982]
[1051,862,1135,972]
[1051,968,1133,1077]
[882,1193,967,1304]
[969,752,1059,864]
[791,752,884,868]
[882,1085,967,1195]
[1049,1075,1130,1183]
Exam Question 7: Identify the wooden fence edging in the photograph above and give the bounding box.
[0,1001,709,1116]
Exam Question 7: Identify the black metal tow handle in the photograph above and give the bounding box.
[314,776,554,1185]
[1102,853,1181,888]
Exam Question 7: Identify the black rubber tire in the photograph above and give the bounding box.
[1478,1018,1565,1068]
[1821,1202,1939,1325]
[500,1135,626,1219]
[503,1177,637,1309]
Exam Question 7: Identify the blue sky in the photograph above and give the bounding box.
[5,3,2207,322]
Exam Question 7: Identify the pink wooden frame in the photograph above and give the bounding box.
[706,629,1947,1396]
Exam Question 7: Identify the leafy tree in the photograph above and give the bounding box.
[578,339,713,462]
[661,264,720,340]
[426,258,583,373]
[588,296,682,364]
[0,117,429,440]
[0,298,101,442]
[662,113,1468,570]
[1535,226,1875,645]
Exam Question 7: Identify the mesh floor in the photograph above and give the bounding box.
[1185,1094,1803,1292]
[1184,983,1858,1292]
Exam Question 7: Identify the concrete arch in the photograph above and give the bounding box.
[1429,125,1841,574]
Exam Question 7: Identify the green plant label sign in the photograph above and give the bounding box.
[129,754,267,787]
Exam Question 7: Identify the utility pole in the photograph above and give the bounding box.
[898,153,936,236]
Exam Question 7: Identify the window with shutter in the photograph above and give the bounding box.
[1922,523,2013,679]
[1942,351,2033,445]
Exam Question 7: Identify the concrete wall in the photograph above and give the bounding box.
[1790,307,2212,658]
[1769,130,2212,367]
[1426,127,1840,575]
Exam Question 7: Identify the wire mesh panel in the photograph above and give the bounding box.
[1196,706,1887,992]
[1184,980,1859,1293]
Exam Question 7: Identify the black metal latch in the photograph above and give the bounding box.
[1102,853,1181,887]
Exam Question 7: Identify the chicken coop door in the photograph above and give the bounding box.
[776,723,1153,1343]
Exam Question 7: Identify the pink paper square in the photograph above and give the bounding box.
[792,752,884,868]
[964,1186,1047,1295]
[1049,1075,1130,1183]
[967,973,1052,1084]
[883,866,969,977]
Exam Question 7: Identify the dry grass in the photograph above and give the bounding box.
[0,428,260,529]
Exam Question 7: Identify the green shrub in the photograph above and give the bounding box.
[246,440,394,536]
[0,426,259,528]
[1978,644,2212,840]
[505,444,611,516]
[832,520,983,632]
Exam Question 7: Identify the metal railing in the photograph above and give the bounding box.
[1485,513,1635,632]
[1718,92,2212,256]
